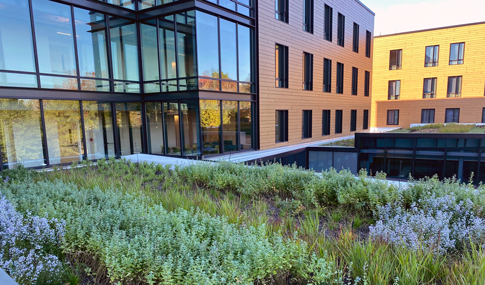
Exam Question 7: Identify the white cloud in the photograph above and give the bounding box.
[373,0,485,35]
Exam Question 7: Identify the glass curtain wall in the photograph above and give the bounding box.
[164,102,181,155]
[83,101,115,159]
[239,101,252,150]
[139,0,253,17]
[146,102,165,155]
[223,101,238,152]
[159,16,177,91]
[200,100,221,155]
[115,103,143,156]
[181,101,200,156]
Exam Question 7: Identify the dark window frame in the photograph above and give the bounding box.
[275,43,289,88]
[322,110,331,135]
[482,108,485,124]
[303,0,314,33]
[352,22,359,53]
[447,76,462,97]
[350,109,357,132]
[388,80,401,100]
[324,4,333,42]
[425,45,439,67]
[275,0,289,23]
[335,110,343,134]
[364,71,370,97]
[302,110,312,139]
[445,108,460,123]
[323,58,332,92]
[363,110,369,130]
[387,110,399,125]
[365,30,371,58]
[336,62,344,94]
[352,67,358,95]
[302,52,313,90]
[423,78,437,98]
[389,49,402,70]
[275,110,289,142]
[449,42,465,65]
[337,13,345,47]
[421,109,435,124]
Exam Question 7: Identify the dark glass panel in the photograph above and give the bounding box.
[164,102,181,155]
[197,12,219,78]
[0,99,44,169]
[32,0,77,76]
[240,101,252,150]
[141,22,159,81]
[386,152,413,179]
[181,101,200,156]
[43,100,83,165]
[201,100,221,155]
[110,18,139,81]
[83,101,115,159]
[0,73,37,88]
[0,0,35,72]
[114,81,140,93]
[146,102,164,155]
[115,102,143,156]
[161,80,177,92]
[159,16,177,80]
[220,19,237,81]
[223,101,238,152]
[74,8,109,79]
[414,157,444,180]
[40,76,79,90]
[177,11,197,78]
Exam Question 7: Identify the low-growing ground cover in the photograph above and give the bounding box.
[1,159,485,284]
[320,139,355,147]
[390,123,485,133]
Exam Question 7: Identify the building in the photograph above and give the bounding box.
[0,0,374,170]
[371,22,485,129]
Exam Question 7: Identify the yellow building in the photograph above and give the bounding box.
[371,21,485,128]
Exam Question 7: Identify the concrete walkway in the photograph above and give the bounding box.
[0,269,17,285]
[123,154,211,169]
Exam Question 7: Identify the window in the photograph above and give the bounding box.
[449,43,464,65]
[350,110,357,132]
[275,110,288,142]
[365,31,371,58]
[389,49,402,70]
[425,45,439,67]
[303,52,313,90]
[363,110,369,130]
[482,108,485,123]
[303,0,313,33]
[275,44,289,88]
[421,109,435,124]
[324,5,333,41]
[387,110,399,125]
[352,67,358,95]
[335,110,343,134]
[423,78,437,98]
[275,0,289,23]
[364,71,370,97]
[323,58,332,92]
[445,108,460,123]
[447,76,462,97]
[337,13,345,47]
[336,62,344,94]
[302,110,312,138]
[322,110,331,135]
[388,80,400,100]
[353,23,359,53]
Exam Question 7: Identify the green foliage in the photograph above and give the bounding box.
[390,123,480,134]
[321,139,355,147]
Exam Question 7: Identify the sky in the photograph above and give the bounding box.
[362,0,485,35]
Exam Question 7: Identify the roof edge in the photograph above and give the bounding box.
[375,20,485,38]
[354,0,375,16]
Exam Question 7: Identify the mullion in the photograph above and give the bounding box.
[70,6,82,91]
[28,0,41,89]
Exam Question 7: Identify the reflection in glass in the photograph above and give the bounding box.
[197,12,219,78]
[146,102,164,155]
[81,79,110,92]
[199,78,220,91]
[74,8,109,79]
[0,73,37,88]
[223,101,238,152]
[200,100,220,155]
[0,0,35,72]
[161,80,177,92]
[181,101,200,156]
[43,100,83,165]
[106,0,134,10]
[41,76,79,90]
[144,82,160,93]
[240,101,252,150]
[220,19,237,81]
[239,83,251,93]
[164,102,181,155]
[140,0,156,9]
[110,18,139,81]
[238,25,252,82]
[159,16,177,80]
[238,5,250,17]
[222,81,238,92]
[116,103,143,156]
[114,82,140,93]
[141,22,159,81]
[179,78,197,91]
[220,0,236,10]
[0,99,44,169]
[177,11,197,78]
[83,101,115,159]
[32,0,77,76]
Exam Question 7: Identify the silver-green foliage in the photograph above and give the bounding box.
[1,180,331,284]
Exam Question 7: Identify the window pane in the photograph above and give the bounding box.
[220,19,237,81]
[74,8,109,79]
[114,81,140,93]
[223,101,238,152]
[220,0,236,11]
[106,0,134,10]
[110,18,139,81]
[81,79,110,92]
[181,101,200,156]
[141,22,159,81]
[240,101,252,150]
[146,102,164,155]
[44,100,83,165]
[0,72,37,88]
[238,25,252,83]
[176,11,197,78]
[116,102,142,156]
[0,99,44,169]
[40,75,78,90]
[196,12,219,78]
[144,82,160,93]
[164,102,181,155]
[33,0,76,76]
[0,0,36,72]
[83,101,115,160]
[201,100,220,155]
[159,17,177,80]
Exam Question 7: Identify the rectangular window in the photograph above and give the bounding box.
[350,110,357,132]
[449,43,465,65]
[275,44,289,88]
[303,0,314,33]
[365,31,371,58]
[423,78,437,98]
[388,80,401,100]
[353,23,359,53]
[445,108,460,123]
[322,110,331,135]
[337,13,345,47]
[352,67,358,95]
[364,71,370,97]
[447,76,462,97]
[363,110,369,130]
[275,110,288,142]
[336,62,344,94]
[324,5,333,42]
[482,108,485,124]
[275,0,289,23]
[425,45,439,67]
[389,49,402,70]
[421,109,435,124]
[335,110,343,134]
[387,110,399,125]
[303,52,313,90]
[323,58,332,92]
[302,110,312,138]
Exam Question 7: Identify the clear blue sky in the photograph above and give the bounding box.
[362,0,485,35]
